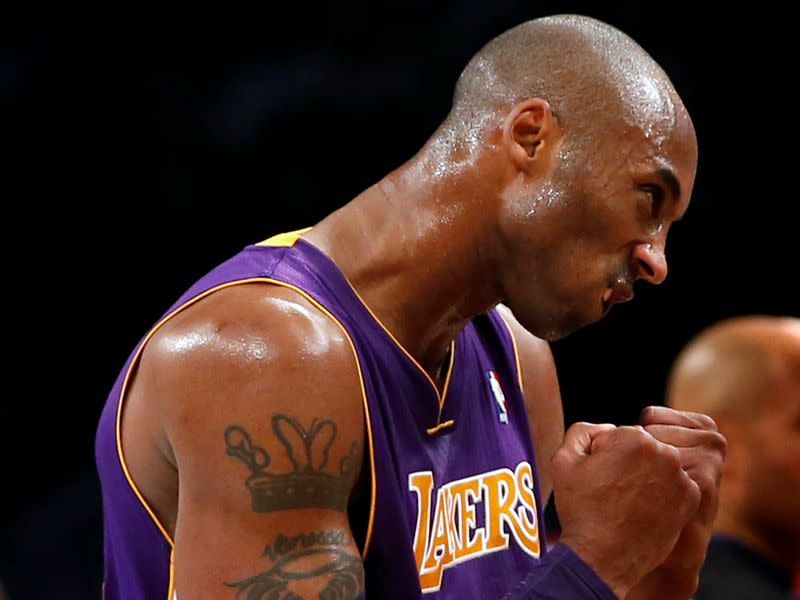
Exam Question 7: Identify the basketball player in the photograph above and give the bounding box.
[666,316,800,599]
[96,15,725,599]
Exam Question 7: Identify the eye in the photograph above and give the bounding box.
[641,184,665,219]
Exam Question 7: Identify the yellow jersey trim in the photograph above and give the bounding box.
[333,265,456,426]
[114,275,378,578]
[425,419,456,435]
[256,227,313,247]
[438,341,456,411]
[167,549,176,600]
[495,309,525,395]
[426,342,456,435]
[262,232,458,432]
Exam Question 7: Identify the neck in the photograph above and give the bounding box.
[304,147,504,378]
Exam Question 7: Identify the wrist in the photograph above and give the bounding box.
[625,567,699,600]
[557,534,634,599]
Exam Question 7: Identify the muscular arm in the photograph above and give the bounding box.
[126,284,366,599]
[496,304,565,504]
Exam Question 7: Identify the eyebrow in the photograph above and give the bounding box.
[655,167,682,202]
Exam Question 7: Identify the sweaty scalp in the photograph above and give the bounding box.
[446,14,681,151]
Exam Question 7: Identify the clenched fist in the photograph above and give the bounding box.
[625,406,727,600]
[551,420,706,598]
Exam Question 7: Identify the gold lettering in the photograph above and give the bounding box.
[514,462,541,557]
[482,470,517,551]
[448,478,485,559]
[420,488,454,589]
[409,472,434,572]
[410,462,541,592]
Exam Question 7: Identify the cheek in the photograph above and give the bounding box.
[501,175,565,227]
[773,438,800,484]
[536,240,606,296]
[757,416,800,481]
[751,434,800,497]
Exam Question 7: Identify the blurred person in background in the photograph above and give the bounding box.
[667,315,800,600]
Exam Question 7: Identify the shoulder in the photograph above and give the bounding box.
[123,284,368,591]
[143,282,357,381]
[134,282,365,443]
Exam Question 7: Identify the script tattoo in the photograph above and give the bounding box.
[264,530,346,562]
[225,529,364,600]
[224,414,360,512]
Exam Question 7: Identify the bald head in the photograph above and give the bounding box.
[667,316,800,419]
[388,15,699,345]
[446,14,685,149]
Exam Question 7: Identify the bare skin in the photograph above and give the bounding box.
[667,317,800,573]
[123,285,367,597]
[116,15,722,600]
[628,407,727,599]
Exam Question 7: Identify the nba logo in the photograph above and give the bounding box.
[487,370,508,423]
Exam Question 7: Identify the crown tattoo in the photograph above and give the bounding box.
[224,414,359,512]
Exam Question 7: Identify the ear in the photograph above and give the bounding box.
[502,98,561,175]
[716,420,750,495]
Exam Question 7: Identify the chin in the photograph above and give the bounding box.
[521,309,593,342]
[548,321,594,341]
[538,328,570,342]
[560,300,606,334]
[504,293,599,340]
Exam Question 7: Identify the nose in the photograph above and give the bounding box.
[632,242,668,285]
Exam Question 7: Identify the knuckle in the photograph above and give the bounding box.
[567,421,591,435]
[627,428,656,453]
[550,448,572,474]
[695,413,719,431]
[551,448,567,469]
[695,472,717,494]
[622,424,648,439]
[683,477,702,508]
[662,445,683,470]
[698,431,728,460]
[711,431,728,455]
[566,422,581,434]
[691,480,703,505]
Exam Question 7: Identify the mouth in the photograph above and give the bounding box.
[601,281,635,314]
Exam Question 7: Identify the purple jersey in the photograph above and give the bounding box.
[96,230,615,599]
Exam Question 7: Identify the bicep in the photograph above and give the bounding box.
[161,289,366,598]
[174,417,364,598]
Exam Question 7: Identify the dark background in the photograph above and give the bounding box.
[3,3,795,598]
